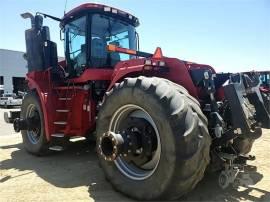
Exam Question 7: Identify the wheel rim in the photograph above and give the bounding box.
[109,104,161,180]
[26,104,41,144]
[219,172,229,189]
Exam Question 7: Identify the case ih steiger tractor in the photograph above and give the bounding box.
[12,3,269,200]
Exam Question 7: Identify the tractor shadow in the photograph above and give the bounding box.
[0,140,131,201]
[0,141,100,189]
[182,167,269,202]
[0,141,269,201]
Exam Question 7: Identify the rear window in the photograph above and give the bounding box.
[0,97,8,100]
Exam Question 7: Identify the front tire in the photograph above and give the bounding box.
[97,76,211,200]
[21,91,49,155]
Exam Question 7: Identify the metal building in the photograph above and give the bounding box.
[0,49,27,95]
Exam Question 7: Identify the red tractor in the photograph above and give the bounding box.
[12,3,269,200]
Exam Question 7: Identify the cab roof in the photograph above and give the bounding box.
[61,3,139,27]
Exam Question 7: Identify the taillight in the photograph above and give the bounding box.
[143,60,168,72]
[144,59,166,67]
[144,60,152,65]
[159,61,165,67]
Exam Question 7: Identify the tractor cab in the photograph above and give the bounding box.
[61,4,140,77]
[21,3,139,79]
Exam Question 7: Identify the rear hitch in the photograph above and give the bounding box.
[218,152,254,189]
[235,154,255,164]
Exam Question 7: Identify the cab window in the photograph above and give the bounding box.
[91,14,136,68]
[65,16,87,76]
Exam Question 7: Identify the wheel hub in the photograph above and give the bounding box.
[98,119,157,164]
[98,104,161,180]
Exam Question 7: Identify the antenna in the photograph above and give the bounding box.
[64,0,68,15]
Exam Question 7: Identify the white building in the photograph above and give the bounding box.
[0,49,27,95]
[0,49,64,96]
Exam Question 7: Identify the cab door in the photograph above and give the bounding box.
[65,15,88,77]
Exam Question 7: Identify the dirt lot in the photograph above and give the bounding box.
[0,108,269,201]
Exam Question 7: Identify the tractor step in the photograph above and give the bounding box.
[69,136,86,142]
[49,145,64,151]
[56,109,70,113]
[51,133,65,138]
[53,121,67,125]
[58,98,72,101]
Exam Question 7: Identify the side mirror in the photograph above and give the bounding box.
[60,29,64,41]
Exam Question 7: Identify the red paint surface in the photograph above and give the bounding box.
[26,55,220,140]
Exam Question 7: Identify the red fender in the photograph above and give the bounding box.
[108,57,199,99]
[108,59,145,90]
[26,71,51,140]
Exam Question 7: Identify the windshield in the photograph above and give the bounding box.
[91,14,137,67]
[64,14,137,76]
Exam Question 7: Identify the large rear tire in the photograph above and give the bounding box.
[21,91,49,155]
[97,76,211,200]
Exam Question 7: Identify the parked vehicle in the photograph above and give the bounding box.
[0,93,22,108]
[259,71,270,113]
[10,3,270,200]
[4,110,21,123]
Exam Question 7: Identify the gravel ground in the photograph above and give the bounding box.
[0,108,269,201]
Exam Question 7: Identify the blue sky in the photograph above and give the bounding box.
[0,0,269,72]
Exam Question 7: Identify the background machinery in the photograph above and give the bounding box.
[259,71,270,113]
[11,3,270,200]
